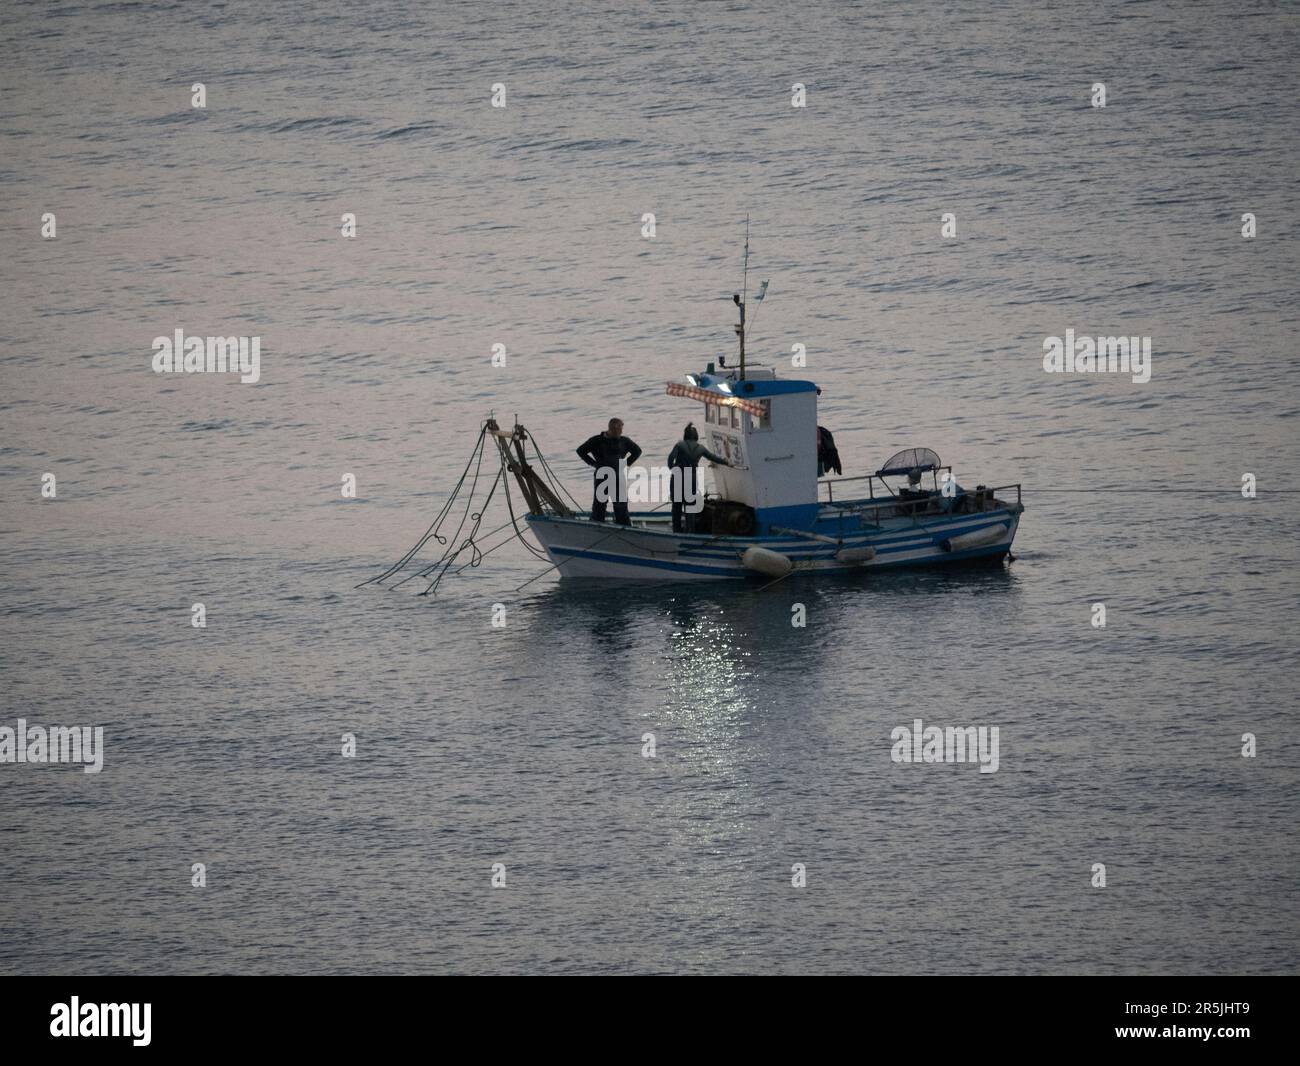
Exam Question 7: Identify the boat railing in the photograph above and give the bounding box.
[818,473,879,502]
[820,481,1022,526]
[817,466,955,503]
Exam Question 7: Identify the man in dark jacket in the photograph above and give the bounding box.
[577,418,642,525]
[667,423,730,533]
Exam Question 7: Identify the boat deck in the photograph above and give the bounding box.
[539,484,1023,543]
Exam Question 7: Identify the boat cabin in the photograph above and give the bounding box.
[668,366,819,535]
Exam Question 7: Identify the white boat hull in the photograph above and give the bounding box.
[526,507,1021,581]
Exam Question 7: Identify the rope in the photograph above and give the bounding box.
[387,430,496,590]
[355,424,489,588]
[500,467,552,562]
[417,466,504,597]
[531,440,585,512]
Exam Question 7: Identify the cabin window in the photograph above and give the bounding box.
[712,432,741,466]
[727,405,740,429]
[705,403,717,425]
[747,399,771,431]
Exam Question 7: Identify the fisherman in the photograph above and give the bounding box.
[668,423,730,533]
[577,418,642,525]
[817,425,842,477]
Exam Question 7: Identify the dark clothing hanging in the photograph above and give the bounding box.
[817,426,842,477]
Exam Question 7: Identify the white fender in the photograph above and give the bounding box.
[741,546,793,577]
[941,523,1008,552]
[835,546,876,564]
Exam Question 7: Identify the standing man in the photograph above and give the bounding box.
[667,423,730,533]
[577,418,642,525]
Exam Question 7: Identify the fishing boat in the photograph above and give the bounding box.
[503,402,1023,582]
[494,286,1023,583]
[365,244,1024,593]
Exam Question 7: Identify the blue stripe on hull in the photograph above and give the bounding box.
[547,545,748,577]
[674,515,1015,559]
[544,540,1012,580]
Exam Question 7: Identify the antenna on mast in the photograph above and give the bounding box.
[742,215,750,304]
[734,216,750,380]
[730,218,770,380]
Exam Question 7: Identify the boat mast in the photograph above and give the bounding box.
[734,216,749,380]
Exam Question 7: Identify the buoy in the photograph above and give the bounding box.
[940,523,1009,553]
[741,546,793,577]
[835,546,876,564]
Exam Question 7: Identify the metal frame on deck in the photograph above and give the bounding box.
[818,475,1023,528]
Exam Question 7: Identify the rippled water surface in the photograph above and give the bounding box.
[1,0,1298,974]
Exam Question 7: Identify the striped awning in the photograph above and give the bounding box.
[666,381,766,418]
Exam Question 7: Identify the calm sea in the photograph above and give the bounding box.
[1,0,1297,974]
